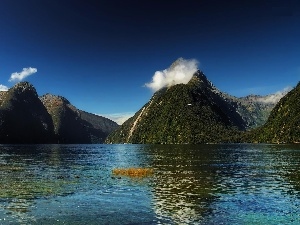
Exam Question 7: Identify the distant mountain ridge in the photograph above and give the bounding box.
[239,93,287,128]
[220,92,282,129]
[0,82,118,144]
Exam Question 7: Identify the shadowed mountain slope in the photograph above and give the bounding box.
[40,94,118,143]
[0,82,55,143]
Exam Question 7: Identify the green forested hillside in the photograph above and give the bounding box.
[106,72,244,144]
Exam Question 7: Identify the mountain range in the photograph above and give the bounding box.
[1,60,298,144]
[0,82,118,144]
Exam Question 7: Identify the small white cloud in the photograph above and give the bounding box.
[0,84,8,91]
[98,112,134,125]
[145,58,199,92]
[9,67,37,82]
[257,86,292,104]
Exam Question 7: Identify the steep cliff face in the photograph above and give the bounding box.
[246,83,300,143]
[106,71,245,144]
[0,82,55,143]
[40,94,118,143]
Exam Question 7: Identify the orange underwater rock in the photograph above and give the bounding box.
[112,167,153,178]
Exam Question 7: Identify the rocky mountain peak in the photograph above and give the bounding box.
[11,81,38,97]
[188,70,212,87]
[0,82,42,110]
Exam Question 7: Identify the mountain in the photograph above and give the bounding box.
[40,94,118,143]
[0,82,55,143]
[245,82,300,143]
[106,70,248,144]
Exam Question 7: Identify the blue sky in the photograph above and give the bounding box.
[0,0,299,124]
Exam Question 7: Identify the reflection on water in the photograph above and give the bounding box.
[147,144,300,224]
[0,144,300,224]
[148,145,218,224]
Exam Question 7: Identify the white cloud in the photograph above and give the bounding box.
[9,67,37,82]
[145,58,199,92]
[257,86,292,104]
[98,112,134,125]
[0,84,8,91]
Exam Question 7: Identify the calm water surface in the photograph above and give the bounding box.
[0,144,300,224]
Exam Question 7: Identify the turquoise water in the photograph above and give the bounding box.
[0,144,300,224]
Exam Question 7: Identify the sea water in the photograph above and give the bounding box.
[0,144,300,224]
